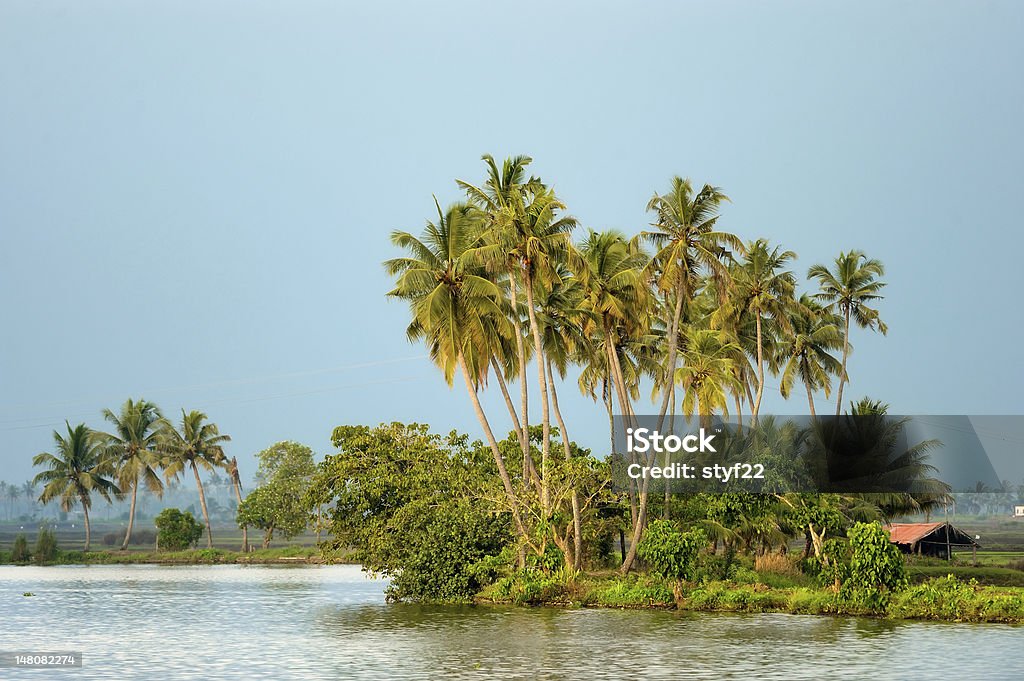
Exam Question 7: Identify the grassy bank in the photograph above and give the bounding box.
[477,571,1024,624]
[0,545,351,566]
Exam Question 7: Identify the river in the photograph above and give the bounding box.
[0,565,1020,679]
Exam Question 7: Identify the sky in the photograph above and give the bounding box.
[1,1,1023,485]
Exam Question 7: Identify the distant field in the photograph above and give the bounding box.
[0,520,321,552]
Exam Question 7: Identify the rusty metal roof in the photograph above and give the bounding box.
[884,522,945,545]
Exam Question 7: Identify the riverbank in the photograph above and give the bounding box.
[0,546,351,566]
[477,572,1024,624]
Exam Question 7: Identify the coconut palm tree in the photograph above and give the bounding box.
[807,251,887,416]
[97,398,165,550]
[162,410,231,548]
[385,198,538,554]
[574,229,653,573]
[643,177,739,429]
[458,155,538,485]
[226,456,248,552]
[6,484,20,519]
[727,239,797,423]
[778,295,845,417]
[676,329,741,430]
[32,422,119,550]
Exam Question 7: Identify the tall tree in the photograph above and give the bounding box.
[97,398,165,550]
[162,410,231,549]
[778,294,845,417]
[32,422,119,550]
[728,239,797,424]
[643,177,738,430]
[676,329,741,430]
[807,251,887,416]
[385,199,539,555]
[226,456,249,552]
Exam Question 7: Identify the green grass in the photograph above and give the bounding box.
[479,570,1024,623]
[907,565,1024,587]
[0,545,355,566]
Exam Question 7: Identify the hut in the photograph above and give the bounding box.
[884,522,979,560]
[1014,505,1024,518]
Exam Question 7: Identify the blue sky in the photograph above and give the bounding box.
[2,1,1022,484]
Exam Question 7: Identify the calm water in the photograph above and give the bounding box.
[0,564,1021,680]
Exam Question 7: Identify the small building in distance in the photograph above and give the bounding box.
[1014,505,1024,518]
[884,522,979,560]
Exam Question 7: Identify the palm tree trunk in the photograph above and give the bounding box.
[656,275,686,431]
[121,476,137,550]
[664,389,676,520]
[523,276,552,514]
[508,282,533,486]
[459,352,539,555]
[606,339,637,527]
[491,358,538,488]
[805,378,817,418]
[547,360,584,570]
[751,312,765,424]
[835,306,851,417]
[81,495,91,551]
[192,461,214,549]
[230,460,248,552]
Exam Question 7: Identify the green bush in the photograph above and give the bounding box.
[11,533,30,563]
[592,576,674,607]
[34,528,58,564]
[847,522,907,593]
[154,508,204,551]
[636,521,706,581]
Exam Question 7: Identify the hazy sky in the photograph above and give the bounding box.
[2,1,1022,484]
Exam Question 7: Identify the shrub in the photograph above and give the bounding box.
[636,521,706,582]
[847,522,907,593]
[34,528,58,564]
[11,533,30,562]
[154,508,204,551]
[102,532,119,546]
[132,529,156,545]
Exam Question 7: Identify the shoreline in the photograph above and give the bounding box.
[0,547,356,566]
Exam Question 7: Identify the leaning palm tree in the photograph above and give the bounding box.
[226,456,249,552]
[778,295,845,417]
[385,198,537,554]
[161,410,231,548]
[32,422,119,550]
[807,251,887,416]
[97,398,165,550]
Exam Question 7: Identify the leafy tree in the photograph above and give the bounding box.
[97,399,165,549]
[309,423,511,601]
[154,508,204,550]
[32,422,119,551]
[778,295,844,417]
[847,521,907,594]
[161,410,231,548]
[237,441,315,548]
[636,520,706,582]
[808,251,887,416]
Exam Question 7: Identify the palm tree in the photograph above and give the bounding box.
[385,199,538,554]
[97,398,165,550]
[728,239,797,423]
[574,229,652,573]
[226,456,248,552]
[643,177,738,429]
[458,155,538,485]
[778,295,845,417]
[6,484,20,519]
[676,329,741,430]
[20,481,35,517]
[32,422,119,550]
[807,251,887,416]
[162,410,231,548]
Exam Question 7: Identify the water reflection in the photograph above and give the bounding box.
[0,565,1020,680]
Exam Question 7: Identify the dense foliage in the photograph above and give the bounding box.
[636,521,706,581]
[154,508,205,551]
[308,423,510,602]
